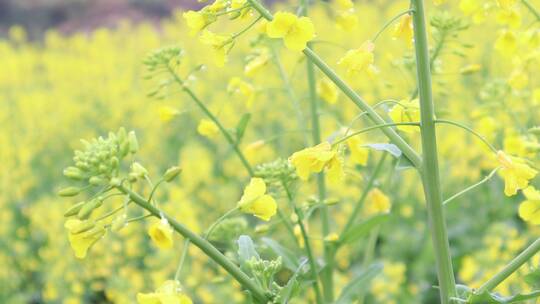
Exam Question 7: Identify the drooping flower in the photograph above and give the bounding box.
[148,219,174,250]
[392,15,414,45]
[335,11,358,31]
[347,136,369,166]
[266,12,315,51]
[237,178,277,221]
[289,142,343,182]
[338,41,377,78]
[227,77,255,108]
[197,119,219,138]
[388,99,420,133]
[199,30,232,67]
[65,219,105,259]
[183,11,215,36]
[365,188,391,216]
[137,280,192,304]
[317,78,339,105]
[497,150,537,196]
[518,187,540,225]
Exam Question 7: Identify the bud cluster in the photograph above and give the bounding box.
[254,158,298,192]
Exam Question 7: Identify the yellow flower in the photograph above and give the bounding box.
[199,30,232,67]
[392,15,413,45]
[388,99,420,133]
[289,142,342,182]
[148,219,174,250]
[137,280,192,304]
[158,106,180,122]
[266,12,315,51]
[335,11,358,31]
[365,188,391,215]
[434,0,447,5]
[347,136,369,166]
[518,187,540,225]
[495,30,517,56]
[496,8,521,28]
[227,77,255,108]
[244,48,271,76]
[65,219,105,259]
[197,119,219,138]
[497,150,537,196]
[338,41,377,78]
[316,78,339,104]
[334,0,354,10]
[497,0,517,10]
[508,69,528,90]
[237,178,277,221]
[183,11,215,36]
[324,232,339,242]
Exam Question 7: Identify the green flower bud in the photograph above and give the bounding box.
[128,131,138,154]
[70,220,95,234]
[89,176,107,186]
[63,166,84,180]
[131,162,148,178]
[64,201,86,217]
[111,214,127,231]
[163,166,182,182]
[58,187,82,197]
[77,199,102,219]
[109,177,121,187]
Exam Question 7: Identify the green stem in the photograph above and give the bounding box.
[168,68,255,176]
[117,185,270,303]
[411,30,447,100]
[411,0,457,303]
[435,119,498,153]
[332,122,421,146]
[521,0,540,21]
[282,180,324,304]
[476,238,540,294]
[174,239,191,281]
[339,153,387,242]
[246,0,422,169]
[357,226,380,304]
[442,167,500,206]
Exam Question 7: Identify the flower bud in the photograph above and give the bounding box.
[131,162,148,178]
[111,214,127,231]
[63,166,84,180]
[128,131,138,154]
[70,220,96,234]
[64,201,86,217]
[89,176,107,186]
[77,199,102,219]
[163,166,182,182]
[58,187,82,197]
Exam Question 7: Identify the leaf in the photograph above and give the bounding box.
[262,237,299,271]
[524,268,540,288]
[364,143,402,158]
[469,290,540,304]
[396,154,415,171]
[280,258,309,303]
[237,235,260,266]
[335,263,383,304]
[235,113,251,143]
[339,214,390,245]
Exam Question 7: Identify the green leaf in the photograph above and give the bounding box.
[364,143,402,158]
[237,235,259,266]
[396,154,415,171]
[339,214,390,245]
[524,268,540,288]
[335,263,383,304]
[280,258,309,303]
[469,290,540,303]
[262,237,299,271]
[235,113,251,143]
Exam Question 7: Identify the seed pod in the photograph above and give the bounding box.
[58,187,82,197]
[163,166,182,182]
[128,131,138,154]
[64,201,86,217]
[77,199,101,219]
[63,167,84,180]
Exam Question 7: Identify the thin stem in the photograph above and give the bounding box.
[281,180,324,304]
[270,45,309,145]
[174,239,191,281]
[148,178,165,203]
[411,0,457,302]
[521,0,540,21]
[339,153,387,242]
[205,207,239,240]
[411,30,447,100]
[230,15,263,40]
[167,68,255,176]
[443,167,500,206]
[357,226,380,304]
[117,185,271,303]
[332,122,421,146]
[435,119,498,153]
[372,9,415,43]
[476,238,540,294]
[246,0,422,169]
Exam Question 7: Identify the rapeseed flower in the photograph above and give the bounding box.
[237,178,277,221]
[266,12,315,51]
[148,219,174,250]
[497,150,537,196]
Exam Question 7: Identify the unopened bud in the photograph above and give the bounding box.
[63,167,84,180]
[64,201,86,217]
[89,176,107,186]
[58,187,82,197]
[163,166,182,182]
[77,199,102,219]
[131,162,148,178]
[71,220,96,234]
[128,131,138,154]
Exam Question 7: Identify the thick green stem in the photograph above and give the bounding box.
[168,68,254,176]
[476,238,540,294]
[117,185,270,303]
[411,0,457,303]
[522,0,540,21]
[246,0,422,169]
